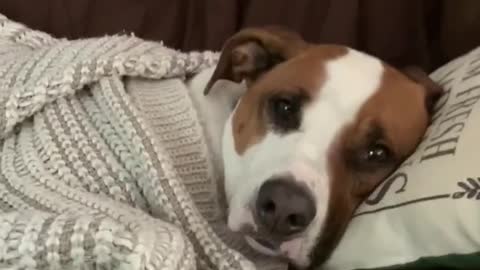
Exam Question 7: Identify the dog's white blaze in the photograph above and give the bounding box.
[223,48,384,266]
[279,48,384,266]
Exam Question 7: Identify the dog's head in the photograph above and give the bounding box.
[204,27,442,268]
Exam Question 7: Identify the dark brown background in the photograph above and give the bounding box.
[1,0,480,72]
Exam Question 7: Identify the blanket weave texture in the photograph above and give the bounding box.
[0,14,286,270]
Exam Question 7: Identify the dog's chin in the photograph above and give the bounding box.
[245,236,281,256]
[228,210,311,268]
[242,233,310,269]
[245,237,304,270]
[228,211,282,256]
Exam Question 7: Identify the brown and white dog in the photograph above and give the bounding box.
[187,27,442,269]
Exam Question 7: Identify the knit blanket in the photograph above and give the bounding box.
[0,14,286,270]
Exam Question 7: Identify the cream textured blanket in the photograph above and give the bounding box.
[0,15,286,270]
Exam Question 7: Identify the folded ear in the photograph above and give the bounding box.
[204,26,308,95]
[402,66,444,114]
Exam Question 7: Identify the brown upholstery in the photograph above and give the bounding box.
[1,0,479,72]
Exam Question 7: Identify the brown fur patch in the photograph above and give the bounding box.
[309,64,433,267]
[232,46,348,155]
[359,65,429,160]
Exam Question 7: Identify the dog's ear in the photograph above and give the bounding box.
[402,66,443,114]
[204,26,308,95]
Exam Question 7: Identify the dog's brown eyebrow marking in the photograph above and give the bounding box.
[358,65,429,158]
[232,46,348,155]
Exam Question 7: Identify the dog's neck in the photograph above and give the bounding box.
[186,67,246,177]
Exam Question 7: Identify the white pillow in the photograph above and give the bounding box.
[323,46,480,270]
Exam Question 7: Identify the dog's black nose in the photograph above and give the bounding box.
[256,178,316,236]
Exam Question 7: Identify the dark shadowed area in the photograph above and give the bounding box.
[1,0,479,73]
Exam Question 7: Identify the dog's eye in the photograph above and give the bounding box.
[268,96,302,131]
[362,143,390,163]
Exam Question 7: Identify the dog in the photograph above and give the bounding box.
[186,27,442,269]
